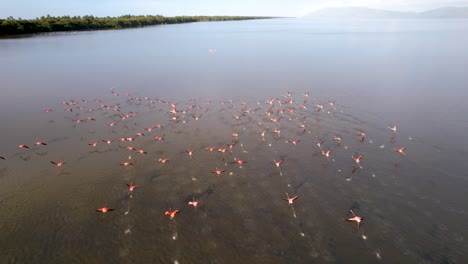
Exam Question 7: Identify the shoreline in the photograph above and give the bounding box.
[0,15,281,36]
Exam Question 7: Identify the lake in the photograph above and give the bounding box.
[1,18,468,263]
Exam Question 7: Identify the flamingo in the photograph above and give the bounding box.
[211,168,226,175]
[347,210,363,230]
[126,182,138,192]
[50,161,66,167]
[283,193,299,204]
[96,204,115,213]
[394,147,406,154]
[273,160,284,168]
[165,209,180,219]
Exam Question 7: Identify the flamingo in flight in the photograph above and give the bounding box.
[136,149,147,154]
[188,201,199,207]
[232,159,247,165]
[126,182,138,192]
[322,150,331,159]
[283,193,299,204]
[347,210,363,230]
[352,155,363,167]
[211,168,226,175]
[50,161,66,167]
[394,147,406,155]
[273,160,284,168]
[88,141,99,147]
[288,139,301,145]
[218,148,228,153]
[165,209,180,219]
[158,158,170,164]
[96,204,115,213]
[315,140,324,149]
[358,132,366,142]
[188,198,199,207]
[389,125,398,133]
[154,136,165,141]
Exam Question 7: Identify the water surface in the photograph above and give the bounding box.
[1,18,468,263]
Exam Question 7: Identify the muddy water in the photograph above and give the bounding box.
[1,18,468,263]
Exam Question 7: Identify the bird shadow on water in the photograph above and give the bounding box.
[0,168,8,179]
[19,155,32,161]
[57,170,72,176]
[34,151,48,157]
[350,201,361,212]
[292,181,307,194]
[184,185,214,201]
[149,172,165,183]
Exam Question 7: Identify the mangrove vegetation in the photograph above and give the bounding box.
[0,15,276,36]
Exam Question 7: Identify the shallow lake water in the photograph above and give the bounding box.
[0,18,468,263]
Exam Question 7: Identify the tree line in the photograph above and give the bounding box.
[0,15,276,35]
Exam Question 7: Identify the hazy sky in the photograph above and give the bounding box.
[1,0,468,18]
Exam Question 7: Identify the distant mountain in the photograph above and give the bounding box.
[305,6,468,19]
[418,6,468,18]
[305,7,412,19]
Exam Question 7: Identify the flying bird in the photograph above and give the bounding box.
[165,209,180,219]
[96,204,115,213]
[346,210,363,230]
[283,194,299,204]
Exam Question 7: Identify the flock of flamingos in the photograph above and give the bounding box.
[1,87,406,250]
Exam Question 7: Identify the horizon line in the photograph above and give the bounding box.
[0,14,295,20]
